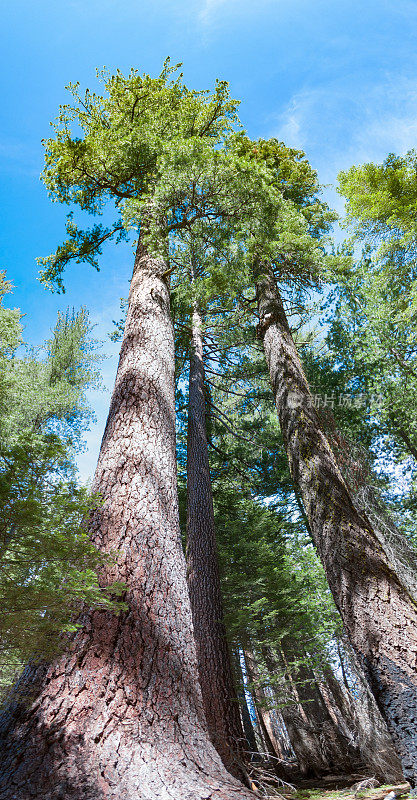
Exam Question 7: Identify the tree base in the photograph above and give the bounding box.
[0,730,256,800]
[0,664,255,800]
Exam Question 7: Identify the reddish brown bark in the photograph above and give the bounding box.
[0,242,254,800]
[255,261,417,788]
[186,302,247,783]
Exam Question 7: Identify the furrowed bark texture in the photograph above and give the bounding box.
[255,262,417,789]
[0,243,254,800]
[316,410,417,607]
[186,304,247,783]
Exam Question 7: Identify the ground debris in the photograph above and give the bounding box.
[271,781,411,800]
[351,778,380,796]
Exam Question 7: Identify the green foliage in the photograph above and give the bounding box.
[0,438,120,656]
[336,150,417,516]
[36,57,338,323]
[228,134,339,295]
[37,59,241,290]
[338,150,417,252]
[232,134,334,236]
[2,305,100,448]
[0,277,125,690]
[213,487,340,658]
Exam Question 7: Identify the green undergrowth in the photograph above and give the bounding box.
[281,784,410,800]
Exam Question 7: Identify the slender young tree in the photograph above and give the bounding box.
[231,650,260,758]
[186,273,247,782]
[243,649,284,770]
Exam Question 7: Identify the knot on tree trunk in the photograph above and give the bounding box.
[256,311,278,340]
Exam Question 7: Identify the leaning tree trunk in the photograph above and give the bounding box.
[255,260,417,789]
[0,241,254,800]
[314,407,417,607]
[317,664,358,746]
[186,300,247,783]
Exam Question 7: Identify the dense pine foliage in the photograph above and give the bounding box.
[0,276,125,696]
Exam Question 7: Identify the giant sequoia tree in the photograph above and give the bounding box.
[0,65,255,799]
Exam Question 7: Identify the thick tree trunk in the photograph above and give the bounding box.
[0,242,254,800]
[255,261,417,788]
[316,410,417,608]
[186,302,247,783]
[351,475,417,607]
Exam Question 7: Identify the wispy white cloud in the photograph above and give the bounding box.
[198,0,278,25]
[198,0,229,24]
[269,73,417,219]
[0,138,41,176]
[273,98,304,150]
[272,74,417,184]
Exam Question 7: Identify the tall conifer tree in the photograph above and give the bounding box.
[0,65,255,800]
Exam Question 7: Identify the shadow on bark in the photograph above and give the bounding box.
[0,516,249,797]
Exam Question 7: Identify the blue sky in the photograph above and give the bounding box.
[2,0,417,479]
